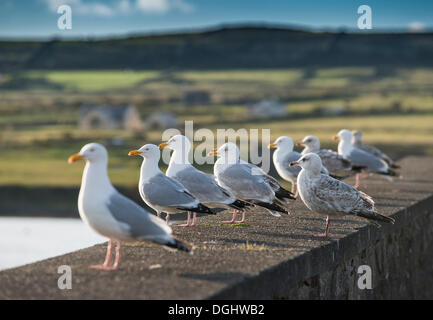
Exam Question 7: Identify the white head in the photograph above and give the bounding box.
[68,143,108,165]
[299,135,320,151]
[128,144,161,162]
[268,136,294,152]
[290,152,322,174]
[159,134,191,153]
[209,142,240,164]
[352,130,363,144]
[334,129,353,143]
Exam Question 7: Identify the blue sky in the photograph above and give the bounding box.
[0,0,432,39]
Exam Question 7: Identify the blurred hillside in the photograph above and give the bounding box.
[1,25,433,71]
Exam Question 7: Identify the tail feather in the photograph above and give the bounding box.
[164,238,191,252]
[177,203,216,214]
[228,199,251,210]
[249,200,288,214]
[378,169,399,177]
[355,211,395,224]
[275,187,295,200]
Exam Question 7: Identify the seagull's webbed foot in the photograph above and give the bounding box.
[89,240,121,271]
[234,210,246,224]
[313,216,330,238]
[89,264,118,271]
[222,210,238,224]
[178,212,197,227]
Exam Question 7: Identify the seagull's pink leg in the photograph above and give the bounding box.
[190,212,197,226]
[235,210,246,223]
[111,241,121,270]
[89,239,117,270]
[166,213,170,224]
[178,212,192,227]
[222,210,238,224]
[291,183,295,193]
[314,216,330,238]
[353,173,361,189]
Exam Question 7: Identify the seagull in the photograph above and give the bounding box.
[68,143,189,271]
[352,130,400,169]
[290,153,395,238]
[297,135,364,174]
[128,144,214,226]
[334,129,397,188]
[159,135,250,226]
[209,142,295,223]
[268,136,330,197]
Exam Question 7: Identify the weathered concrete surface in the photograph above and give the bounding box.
[0,156,432,299]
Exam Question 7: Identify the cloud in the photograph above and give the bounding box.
[136,0,194,14]
[45,0,114,17]
[44,0,194,16]
[408,21,426,33]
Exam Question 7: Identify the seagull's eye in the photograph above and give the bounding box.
[89,148,95,152]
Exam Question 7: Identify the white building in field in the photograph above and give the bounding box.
[248,99,288,119]
[79,104,143,132]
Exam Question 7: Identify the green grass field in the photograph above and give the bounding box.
[1,67,432,189]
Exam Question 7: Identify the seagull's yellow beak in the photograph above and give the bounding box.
[68,153,84,164]
[333,135,339,141]
[296,141,304,146]
[268,143,277,149]
[128,150,141,156]
[208,149,219,157]
[290,161,299,167]
[158,142,168,150]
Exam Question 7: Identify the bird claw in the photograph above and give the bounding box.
[313,233,329,238]
[89,264,118,271]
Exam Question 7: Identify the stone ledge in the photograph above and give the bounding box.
[1,156,432,299]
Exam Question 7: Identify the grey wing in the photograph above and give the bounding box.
[174,167,234,204]
[219,164,274,201]
[360,144,393,165]
[349,148,388,172]
[141,174,199,209]
[106,192,173,240]
[311,175,360,214]
[241,160,284,191]
[317,149,351,172]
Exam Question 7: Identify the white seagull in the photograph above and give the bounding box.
[159,135,250,226]
[290,153,395,237]
[128,144,214,225]
[268,136,329,197]
[334,129,397,188]
[209,142,295,223]
[68,143,189,271]
[352,130,400,169]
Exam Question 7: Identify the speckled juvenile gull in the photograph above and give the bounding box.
[290,153,395,237]
[352,130,400,169]
[128,144,214,225]
[68,143,189,271]
[159,135,249,226]
[210,142,295,223]
[268,136,329,197]
[298,135,362,173]
[334,129,398,188]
